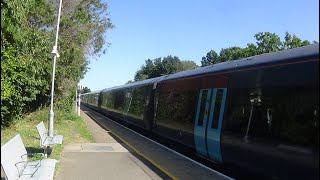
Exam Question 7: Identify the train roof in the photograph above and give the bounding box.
[82,77,165,96]
[81,90,102,96]
[101,76,164,92]
[82,44,318,94]
[163,44,319,81]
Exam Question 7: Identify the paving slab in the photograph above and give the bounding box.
[64,143,130,153]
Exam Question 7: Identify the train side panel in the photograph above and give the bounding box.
[99,85,154,131]
[153,74,229,154]
[99,89,126,122]
[221,58,319,180]
[125,85,151,129]
[81,45,319,180]
[82,92,100,111]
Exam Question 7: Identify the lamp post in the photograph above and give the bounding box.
[77,85,82,116]
[48,0,63,137]
[75,85,78,113]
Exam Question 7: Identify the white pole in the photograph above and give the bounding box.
[78,93,81,116]
[75,85,78,113]
[77,86,81,116]
[48,0,63,137]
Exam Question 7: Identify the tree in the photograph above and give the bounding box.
[282,31,310,49]
[254,32,282,54]
[161,56,182,75]
[134,56,199,81]
[54,0,113,106]
[201,50,219,66]
[1,0,113,127]
[242,43,259,58]
[181,61,199,70]
[201,32,316,67]
[1,0,55,126]
[218,46,244,62]
[126,80,134,84]
[81,87,91,94]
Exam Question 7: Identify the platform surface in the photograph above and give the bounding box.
[55,106,232,180]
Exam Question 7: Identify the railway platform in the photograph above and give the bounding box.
[55,106,233,180]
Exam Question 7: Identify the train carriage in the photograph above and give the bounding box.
[81,44,319,180]
[94,77,162,131]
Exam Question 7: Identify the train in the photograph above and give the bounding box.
[81,44,319,180]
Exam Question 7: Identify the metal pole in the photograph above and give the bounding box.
[77,86,81,116]
[48,0,63,137]
[75,86,78,113]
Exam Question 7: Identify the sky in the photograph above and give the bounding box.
[79,0,319,91]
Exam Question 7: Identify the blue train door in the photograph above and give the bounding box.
[194,88,227,162]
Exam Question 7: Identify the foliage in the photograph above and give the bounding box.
[134,31,317,81]
[126,80,134,84]
[1,106,94,168]
[134,56,199,81]
[1,0,113,127]
[181,60,199,71]
[80,86,91,94]
[1,0,54,127]
[200,32,317,66]
[201,50,219,67]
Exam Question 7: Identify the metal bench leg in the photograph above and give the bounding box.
[44,146,48,158]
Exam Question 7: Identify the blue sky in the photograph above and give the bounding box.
[80,0,319,91]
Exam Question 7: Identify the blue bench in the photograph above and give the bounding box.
[1,134,57,180]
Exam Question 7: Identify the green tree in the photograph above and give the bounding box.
[1,0,55,126]
[81,87,91,94]
[134,56,198,81]
[242,43,259,58]
[54,0,113,108]
[282,31,311,49]
[254,32,282,54]
[126,80,134,84]
[1,0,113,127]
[218,46,245,62]
[201,32,316,67]
[201,50,219,66]
[161,56,182,75]
[181,60,199,70]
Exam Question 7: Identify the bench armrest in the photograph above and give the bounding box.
[15,159,43,178]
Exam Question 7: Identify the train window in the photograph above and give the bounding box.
[273,89,318,147]
[100,92,106,108]
[128,87,146,119]
[211,89,223,129]
[156,90,197,133]
[224,93,250,134]
[114,90,125,112]
[224,61,319,148]
[88,94,97,105]
[198,90,209,126]
[105,91,115,109]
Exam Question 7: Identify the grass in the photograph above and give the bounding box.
[1,106,94,178]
